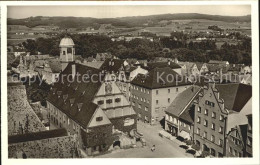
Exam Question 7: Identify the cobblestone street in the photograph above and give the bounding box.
[95,121,193,158]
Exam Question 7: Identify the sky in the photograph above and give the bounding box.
[8,5,251,19]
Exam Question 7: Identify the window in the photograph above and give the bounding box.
[138,104,141,109]
[197,117,201,123]
[205,109,208,115]
[220,115,224,121]
[176,88,178,92]
[180,121,183,126]
[211,135,215,142]
[63,51,66,55]
[156,100,159,105]
[239,152,242,157]
[203,132,207,139]
[234,150,237,156]
[96,116,103,121]
[147,100,150,103]
[97,100,104,105]
[183,123,186,127]
[188,125,191,130]
[141,98,143,102]
[115,98,121,103]
[197,128,200,135]
[156,90,159,95]
[229,147,232,154]
[170,116,173,122]
[141,88,143,92]
[144,98,146,103]
[106,99,112,104]
[204,120,208,127]
[168,98,170,103]
[145,107,148,111]
[212,112,216,118]
[67,48,72,53]
[168,89,170,93]
[147,90,150,94]
[198,106,201,113]
[68,118,70,125]
[219,126,223,134]
[211,123,215,130]
[166,114,169,120]
[219,139,223,147]
[132,101,135,106]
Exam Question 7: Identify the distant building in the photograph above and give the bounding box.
[131,67,191,124]
[59,36,75,71]
[96,53,112,61]
[208,60,229,66]
[194,62,209,75]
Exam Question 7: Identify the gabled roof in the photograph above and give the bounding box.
[131,67,191,89]
[215,83,252,112]
[206,63,229,73]
[47,63,105,128]
[165,86,201,121]
[194,62,205,70]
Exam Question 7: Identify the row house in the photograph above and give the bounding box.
[165,86,202,141]
[193,83,251,157]
[131,67,191,125]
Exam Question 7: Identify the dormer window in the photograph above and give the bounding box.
[77,103,83,111]
[69,98,75,106]
[97,100,104,105]
[57,91,62,98]
[63,94,68,101]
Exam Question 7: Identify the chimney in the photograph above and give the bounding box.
[72,64,76,78]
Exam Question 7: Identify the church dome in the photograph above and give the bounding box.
[59,37,75,47]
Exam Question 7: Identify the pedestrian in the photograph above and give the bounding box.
[151,145,155,152]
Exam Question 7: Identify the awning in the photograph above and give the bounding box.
[178,131,191,140]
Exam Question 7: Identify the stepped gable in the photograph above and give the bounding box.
[47,62,106,128]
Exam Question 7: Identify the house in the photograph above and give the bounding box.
[165,86,202,141]
[46,62,137,156]
[142,61,182,75]
[194,62,209,74]
[178,62,200,77]
[131,67,192,124]
[96,53,112,61]
[245,114,252,157]
[208,60,229,66]
[193,83,252,157]
[13,46,26,57]
[240,66,252,75]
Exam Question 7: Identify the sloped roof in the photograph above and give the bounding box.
[47,63,105,128]
[48,59,62,73]
[165,86,201,119]
[194,62,204,70]
[100,59,125,73]
[9,128,67,144]
[206,63,229,73]
[208,60,229,64]
[131,67,191,89]
[143,61,181,70]
[215,83,252,112]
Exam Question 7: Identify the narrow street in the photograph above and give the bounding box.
[95,121,193,158]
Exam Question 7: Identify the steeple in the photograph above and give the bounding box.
[59,32,75,71]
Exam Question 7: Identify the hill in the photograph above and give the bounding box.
[7,13,251,29]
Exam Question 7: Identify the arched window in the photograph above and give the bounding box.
[67,48,72,54]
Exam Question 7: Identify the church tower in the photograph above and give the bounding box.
[59,35,75,71]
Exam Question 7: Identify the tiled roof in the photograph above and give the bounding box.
[165,86,201,119]
[215,83,252,112]
[9,128,67,144]
[131,67,191,89]
[143,61,181,70]
[47,63,105,128]
[206,63,229,73]
[100,59,125,73]
[48,59,62,73]
[208,60,229,64]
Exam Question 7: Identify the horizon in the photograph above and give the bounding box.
[8,5,251,19]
